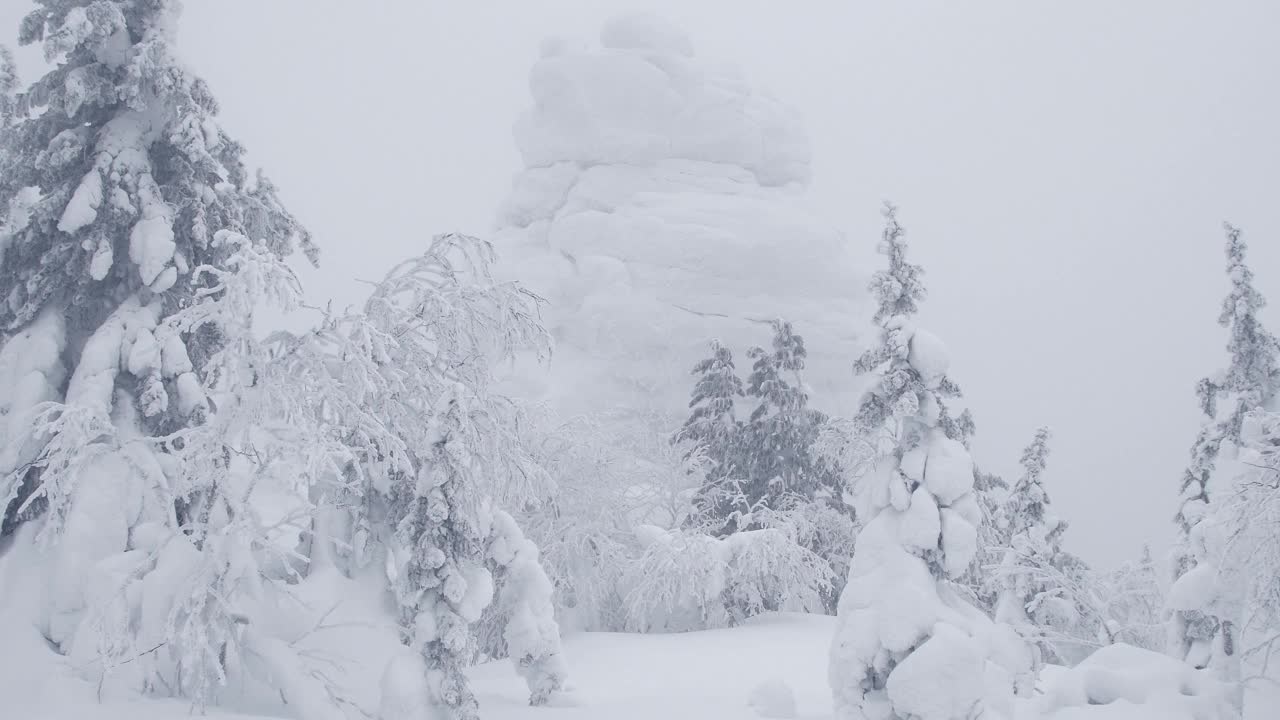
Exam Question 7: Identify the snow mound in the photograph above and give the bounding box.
[1038,643,1233,720]
[886,623,985,720]
[496,15,865,422]
[748,677,797,719]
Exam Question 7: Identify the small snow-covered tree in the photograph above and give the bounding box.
[698,320,837,535]
[478,509,567,705]
[1172,223,1280,677]
[319,234,556,720]
[830,205,1010,720]
[1099,544,1165,652]
[996,427,1075,664]
[741,321,835,499]
[674,339,743,478]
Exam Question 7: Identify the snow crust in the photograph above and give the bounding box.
[495,14,864,421]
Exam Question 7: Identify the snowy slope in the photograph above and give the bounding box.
[494,13,867,420]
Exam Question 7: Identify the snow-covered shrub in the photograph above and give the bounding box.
[519,409,705,631]
[622,525,831,633]
[722,527,833,623]
[624,526,729,632]
[753,497,857,614]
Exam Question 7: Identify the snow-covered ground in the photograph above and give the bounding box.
[472,613,833,720]
[1,610,834,720]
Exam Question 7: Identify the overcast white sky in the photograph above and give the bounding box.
[4,1,1278,568]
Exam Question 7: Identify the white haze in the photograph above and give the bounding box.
[2,0,1276,568]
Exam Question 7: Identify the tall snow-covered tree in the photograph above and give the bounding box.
[1099,544,1165,652]
[0,0,315,529]
[0,2,316,705]
[675,339,743,517]
[830,205,1015,720]
[1172,223,1280,675]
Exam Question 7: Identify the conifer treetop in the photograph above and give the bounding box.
[0,0,316,335]
[869,202,926,327]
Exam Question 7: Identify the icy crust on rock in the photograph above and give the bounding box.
[496,14,863,417]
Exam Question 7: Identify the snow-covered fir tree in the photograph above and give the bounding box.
[675,338,743,520]
[0,0,316,704]
[995,427,1074,665]
[697,320,837,535]
[830,205,1021,720]
[1172,223,1280,675]
[742,320,833,498]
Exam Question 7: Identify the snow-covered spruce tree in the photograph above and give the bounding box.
[0,0,315,527]
[995,427,1074,665]
[830,205,1009,720]
[0,1,316,704]
[674,339,744,525]
[744,321,837,498]
[1172,223,1280,674]
[701,320,838,535]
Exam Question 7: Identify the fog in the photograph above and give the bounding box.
[3,0,1277,567]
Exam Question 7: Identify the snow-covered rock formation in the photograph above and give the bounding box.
[494,13,864,419]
